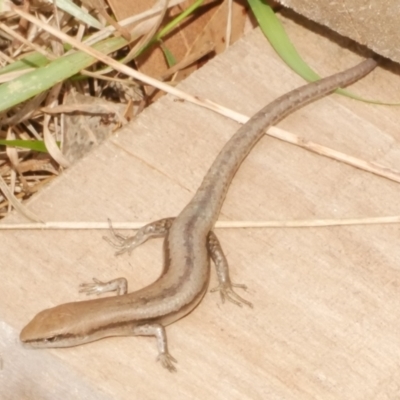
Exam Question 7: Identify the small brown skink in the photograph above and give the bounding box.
[20,58,377,371]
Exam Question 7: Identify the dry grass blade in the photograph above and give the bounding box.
[0,22,56,60]
[123,0,169,65]
[269,126,400,184]
[157,41,215,81]
[3,216,400,230]
[82,0,187,47]
[0,174,42,222]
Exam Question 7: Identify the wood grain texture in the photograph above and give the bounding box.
[1,15,400,399]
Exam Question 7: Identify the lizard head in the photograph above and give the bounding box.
[20,302,94,348]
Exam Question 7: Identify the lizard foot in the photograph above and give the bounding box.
[210,282,253,308]
[157,352,178,373]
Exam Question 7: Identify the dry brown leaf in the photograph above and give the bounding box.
[173,0,249,82]
[107,0,248,89]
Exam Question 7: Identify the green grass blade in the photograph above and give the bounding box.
[0,36,126,112]
[0,53,50,76]
[53,0,103,29]
[0,140,50,152]
[137,0,204,57]
[154,0,204,42]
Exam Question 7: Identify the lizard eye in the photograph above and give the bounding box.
[45,336,57,343]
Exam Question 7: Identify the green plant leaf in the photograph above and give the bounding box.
[160,43,177,67]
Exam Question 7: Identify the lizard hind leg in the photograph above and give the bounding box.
[104,217,175,256]
[207,231,253,308]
